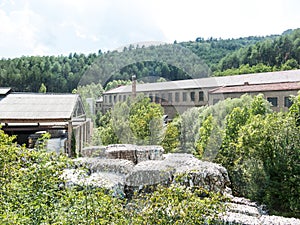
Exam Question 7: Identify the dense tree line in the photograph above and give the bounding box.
[0,53,99,92]
[215,28,300,75]
[180,35,276,71]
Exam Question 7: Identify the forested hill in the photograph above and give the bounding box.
[0,28,299,93]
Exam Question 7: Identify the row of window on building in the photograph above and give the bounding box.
[104,91,205,104]
[267,96,293,108]
[212,96,293,108]
[103,92,294,110]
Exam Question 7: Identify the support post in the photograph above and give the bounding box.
[67,121,72,157]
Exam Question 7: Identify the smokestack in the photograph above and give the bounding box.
[132,75,136,99]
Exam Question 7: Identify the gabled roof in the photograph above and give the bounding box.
[104,69,300,94]
[0,93,82,123]
[209,82,300,94]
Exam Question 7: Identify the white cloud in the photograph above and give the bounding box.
[0,0,299,58]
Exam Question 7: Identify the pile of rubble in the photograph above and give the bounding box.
[63,144,300,225]
[64,145,230,195]
[221,196,300,225]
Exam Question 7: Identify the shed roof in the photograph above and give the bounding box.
[0,93,80,122]
[209,82,300,94]
[104,69,300,94]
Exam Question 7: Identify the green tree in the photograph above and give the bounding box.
[161,121,180,153]
[129,95,164,145]
[93,110,120,145]
[39,83,47,93]
[237,113,300,215]
[195,114,222,160]
[289,91,300,126]
[94,95,164,146]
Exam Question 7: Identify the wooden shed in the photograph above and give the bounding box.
[0,92,92,156]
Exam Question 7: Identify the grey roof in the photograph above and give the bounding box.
[104,69,300,94]
[0,93,79,122]
[209,82,300,94]
[0,87,11,95]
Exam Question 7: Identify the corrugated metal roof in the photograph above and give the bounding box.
[104,69,300,94]
[0,87,11,95]
[209,82,300,94]
[0,93,79,121]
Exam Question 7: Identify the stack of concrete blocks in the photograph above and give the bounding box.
[105,144,164,164]
[80,146,106,158]
[106,144,138,163]
[135,145,164,163]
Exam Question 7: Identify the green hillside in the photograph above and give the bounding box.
[0,29,299,92]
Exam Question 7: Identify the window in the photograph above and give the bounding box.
[149,94,153,102]
[168,93,172,102]
[123,95,126,101]
[109,95,112,103]
[190,92,195,102]
[284,96,293,108]
[199,91,204,101]
[267,97,278,107]
[161,93,166,102]
[113,95,117,103]
[118,95,122,101]
[182,92,187,102]
[104,96,107,103]
[175,92,180,102]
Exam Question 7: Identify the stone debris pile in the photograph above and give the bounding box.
[64,145,230,195]
[220,196,300,225]
[62,144,300,225]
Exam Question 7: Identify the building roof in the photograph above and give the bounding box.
[0,93,80,122]
[209,82,300,94]
[0,87,12,95]
[104,69,300,94]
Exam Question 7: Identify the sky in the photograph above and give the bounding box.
[0,0,299,58]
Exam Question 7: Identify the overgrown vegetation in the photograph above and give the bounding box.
[175,93,299,217]
[0,129,225,224]
[94,92,300,218]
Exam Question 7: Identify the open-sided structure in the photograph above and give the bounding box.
[0,92,92,156]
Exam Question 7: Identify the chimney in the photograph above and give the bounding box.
[132,75,136,99]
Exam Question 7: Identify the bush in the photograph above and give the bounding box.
[0,128,226,224]
[128,185,226,225]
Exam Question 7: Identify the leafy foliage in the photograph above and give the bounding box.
[161,122,180,153]
[129,96,164,145]
[0,129,226,224]
[215,28,300,75]
[93,96,165,145]
[128,185,226,225]
[197,93,299,217]
[173,93,299,217]
[236,113,300,215]
[0,53,98,92]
